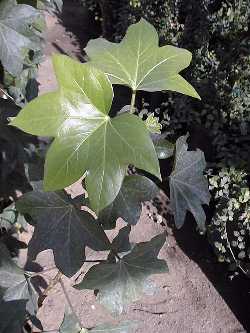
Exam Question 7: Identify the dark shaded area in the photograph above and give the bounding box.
[169,213,250,331]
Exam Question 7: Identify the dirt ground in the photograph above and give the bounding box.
[20,2,250,332]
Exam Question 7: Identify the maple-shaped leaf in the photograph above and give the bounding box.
[98,175,160,229]
[85,19,200,99]
[75,233,168,314]
[169,135,211,231]
[11,55,160,213]
[0,299,27,333]
[0,0,45,76]
[59,311,138,333]
[0,243,38,316]
[15,184,111,277]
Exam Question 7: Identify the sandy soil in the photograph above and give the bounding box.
[20,2,248,332]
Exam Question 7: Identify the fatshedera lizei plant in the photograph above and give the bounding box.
[8,19,210,331]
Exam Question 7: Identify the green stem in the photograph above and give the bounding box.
[130,90,136,114]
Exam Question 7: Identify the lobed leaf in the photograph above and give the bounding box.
[11,55,160,213]
[169,135,211,231]
[75,233,168,314]
[0,0,45,76]
[0,243,38,316]
[85,19,200,98]
[98,175,160,229]
[16,184,111,277]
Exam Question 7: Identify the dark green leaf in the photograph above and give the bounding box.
[75,233,168,314]
[154,138,174,159]
[85,19,200,98]
[16,184,111,277]
[98,175,160,229]
[0,0,45,76]
[11,55,160,214]
[0,299,27,333]
[111,226,131,254]
[169,135,211,231]
[59,311,81,333]
[0,243,38,316]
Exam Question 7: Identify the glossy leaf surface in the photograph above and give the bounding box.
[98,175,159,229]
[75,233,168,314]
[11,55,160,213]
[85,19,200,98]
[16,184,111,277]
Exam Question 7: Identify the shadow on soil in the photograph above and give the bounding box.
[56,1,250,331]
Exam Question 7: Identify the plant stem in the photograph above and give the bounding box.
[130,90,136,114]
[59,278,82,328]
[39,271,62,306]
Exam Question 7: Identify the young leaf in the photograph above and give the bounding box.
[98,175,160,229]
[145,114,162,134]
[11,55,160,214]
[0,0,45,76]
[111,226,131,254]
[0,299,27,333]
[75,233,168,314]
[0,243,38,316]
[16,185,111,277]
[85,19,200,98]
[169,135,211,231]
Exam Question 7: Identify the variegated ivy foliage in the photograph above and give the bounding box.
[207,168,250,274]
[8,19,210,327]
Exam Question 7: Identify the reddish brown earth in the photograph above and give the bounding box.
[19,2,249,332]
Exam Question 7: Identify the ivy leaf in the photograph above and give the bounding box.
[169,135,211,231]
[75,233,168,314]
[15,184,111,277]
[153,137,174,159]
[0,0,45,76]
[11,55,160,214]
[98,175,160,229]
[0,299,27,333]
[85,19,200,99]
[111,226,131,254]
[0,243,38,316]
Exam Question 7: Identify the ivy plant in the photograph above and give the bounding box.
[0,18,211,331]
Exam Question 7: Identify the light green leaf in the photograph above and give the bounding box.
[85,19,200,98]
[145,114,162,134]
[11,55,160,213]
[98,175,160,229]
[16,183,111,277]
[169,135,211,231]
[75,233,168,314]
[0,0,45,76]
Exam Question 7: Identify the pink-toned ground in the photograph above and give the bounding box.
[19,5,246,333]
